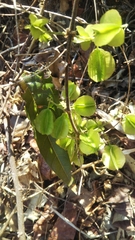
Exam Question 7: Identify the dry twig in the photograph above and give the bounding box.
[4,117,26,240]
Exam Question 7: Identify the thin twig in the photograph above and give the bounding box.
[93,0,98,23]
[51,206,117,239]
[65,0,80,134]
[0,206,17,237]
[4,117,26,240]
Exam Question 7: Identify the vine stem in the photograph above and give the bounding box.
[65,0,80,134]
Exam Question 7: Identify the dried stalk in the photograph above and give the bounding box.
[4,117,26,240]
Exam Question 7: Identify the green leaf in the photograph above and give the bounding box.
[39,31,52,42]
[33,18,49,27]
[30,25,43,39]
[80,42,91,51]
[35,131,72,184]
[102,145,126,170]
[88,48,115,82]
[79,129,100,155]
[25,13,52,42]
[76,26,90,37]
[73,25,93,50]
[122,114,135,135]
[52,113,69,139]
[29,13,37,24]
[92,23,120,33]
[62,81,80,101]
[22,87,37,123]
[100,9,122,25]
[72,153,84,166]
[108,28,124,47]
[56,137,72,150]
[34,108,54,135]
[73,95,96,117]
[29,13,49,27]
[93,27,121,46]
[92,9,124,47]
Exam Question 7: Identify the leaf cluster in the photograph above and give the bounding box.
[20,9,132,184]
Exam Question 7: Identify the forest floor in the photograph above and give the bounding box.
[1,0,135,239]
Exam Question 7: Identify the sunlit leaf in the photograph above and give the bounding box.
[52,113,69,139]
[108,28,124,46]
[100,9,122,25]
[92,23,120,33]
[76,26,90,37]
[34,108,54,135]
[62,81,80,101]
[39,31,52,42]
[80,42,91,51]
[92,10,124,47]
[30,26,43,39]
[29,13,37,24]
[34,18,49,27]
[122,114,135,135]
[93,27,121,46]
[25,13,52,42]
[72,153,84,166]
[79,129,100,155]
[56,137,72,150]
[73,25,93,50]
[85,119,97,129]
[73,95,96,117]
[88,48,115,82]
[102,145,126,170]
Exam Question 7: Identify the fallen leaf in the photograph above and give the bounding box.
[48,202,77,240]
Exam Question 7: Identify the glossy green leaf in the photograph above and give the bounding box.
[73,25,93,50]
[79,129,100,155]
[72,153,84,166]
[102,145,126,170]
[34,108,54,135]
[108,28,124,46]
[67,139,76,160]
[93,27,121,46]
[35,131,72,184]
[39,31,52,42]
[73,95,96,117]
[71,110,82,127]
[57,136,84,166]
[52,113,69,139]
[29,13,37,24]
[25,13,52,42]
[56,137,72,150]
[80,42,91,51]
[33,18,49,27]
[122,114,135,135]
[92,10,124,47]
[76,26,90,37]
[62,81,80,101]
[77,25,93,38]
[92,23,120,34]
[29,25,42,39]
[88,48,115,82]
[100,9,122,25]
[29,13,49,26]
[85,119,97,129]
